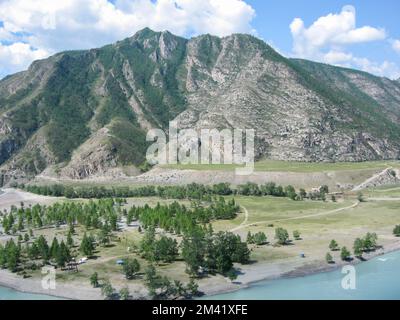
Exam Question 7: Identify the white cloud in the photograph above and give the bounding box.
[0,0,256,78]
[393,39,400,54]
[323,50,353,64]
[0,42,48,76]
[290,5,385,58]
[289,5,400,79]
[353,57,400,79]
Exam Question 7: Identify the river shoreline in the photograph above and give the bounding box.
[199,239,400,298]
[1,239,400,300]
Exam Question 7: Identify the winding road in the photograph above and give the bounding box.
[230,206,249,232]
[230,201,360,233]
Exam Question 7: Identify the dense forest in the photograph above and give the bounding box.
[17,182,328,201]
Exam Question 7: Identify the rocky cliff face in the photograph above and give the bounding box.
[1,28,400,184]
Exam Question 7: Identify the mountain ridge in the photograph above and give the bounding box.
[1,28,400,185]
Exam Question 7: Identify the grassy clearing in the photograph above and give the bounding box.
[364,185,400,198]
[221,195,400,264]
[1,188,399,295]
[163,160,400,173]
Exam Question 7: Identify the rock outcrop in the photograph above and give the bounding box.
[1,28,400,183]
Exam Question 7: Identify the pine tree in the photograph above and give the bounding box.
[67,232,74,247]
[50,237,60,260]
[341,246,351,261]
[325,252,333,264]
[90,272,99,288]
[329,239,339,251]
[119,287,130,300]
[56,241,71,267]
[36,235,50,262]
[80,233,95,257]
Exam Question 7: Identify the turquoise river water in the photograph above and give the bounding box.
[1,250,399,300]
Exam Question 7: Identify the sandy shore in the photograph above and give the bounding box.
[1,187,400,299]
[1,239,399,300]
[0,269,102,300]
[0,188,60,212]
[198,239,400,297]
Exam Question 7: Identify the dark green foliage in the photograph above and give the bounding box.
[143,264,200,300]
[55,240,71,267]
[357,192,365,202]
[119,287,130,300]
[325,252,333,264]
[39,53,98,161]
[3,29,400,179]
[341,246,351,261]
[153,236,179,263]
[139,228,178,263]
[293,230,301,240]
[23,182,307,202]
[284,185,297,200]
[67,232,74,247]
[96,77,135,127]
[329,239,339,251]
[122,258,141,279]
[101,279,115,300]
[136,198,239,236]
[0,239,21,271]
[393,225,400,237]
[90,272,99,288]
[208,231,250,274]
[108,119,149,166]
[275,227,289,245]
[290,59,400,142]
[349,232,379,259]
[182,229,250,278]
[353,238,364,258]
[181,229,206,276]
[0,198,122,235]
[247,231,267,245]
[80,233,95,257]
[36,235,50,262]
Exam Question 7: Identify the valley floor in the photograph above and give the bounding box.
[1,183,400,300]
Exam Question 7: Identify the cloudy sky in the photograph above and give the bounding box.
[0,0,399,79]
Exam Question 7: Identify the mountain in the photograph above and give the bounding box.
[1,28,400,184]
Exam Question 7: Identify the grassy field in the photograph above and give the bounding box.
[219,195,400,266]
[163,160,400,172]
[364,185,400,198]
[1,187,399,297]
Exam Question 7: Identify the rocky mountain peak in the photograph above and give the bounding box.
[2,28,400,184]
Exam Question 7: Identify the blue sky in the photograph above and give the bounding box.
[0,0,399,79]
[247,0,400,76]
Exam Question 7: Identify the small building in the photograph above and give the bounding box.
[78,257,88,264]
[328,192,344,198]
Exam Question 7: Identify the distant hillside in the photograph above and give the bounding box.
[1,28,400,185]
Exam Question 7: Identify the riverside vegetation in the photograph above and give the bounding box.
[1,181,397,299]
[0,196,251,299]
[2,29,400,186]
[18,182,325,201]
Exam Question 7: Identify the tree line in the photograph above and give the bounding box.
[326,232,379,263]
[0,198,124,235]
[130,197,239,236]
[17,182,328,201]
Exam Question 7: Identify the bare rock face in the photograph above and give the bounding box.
[1,28,400,182]
[352,168,400,191]
[175,34,400,162]
[60,128,118,179]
